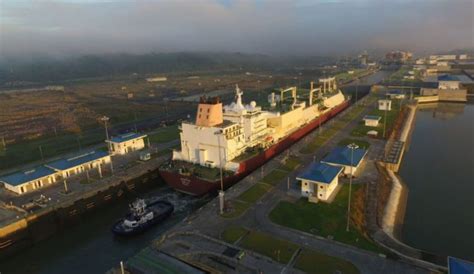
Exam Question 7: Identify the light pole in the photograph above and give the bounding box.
[215,130,225,214]
[355,77,359,105]
[100,116,110,151]
[346,143,359,232]
[383,99,388,138]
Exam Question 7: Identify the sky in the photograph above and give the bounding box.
[0,0,473,58]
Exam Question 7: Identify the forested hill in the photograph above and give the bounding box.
[0,52,332,85]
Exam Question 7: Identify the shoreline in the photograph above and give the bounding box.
[374,103,447,271]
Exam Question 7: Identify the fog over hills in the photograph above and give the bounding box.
[1,0,472,59]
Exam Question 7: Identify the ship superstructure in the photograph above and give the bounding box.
[161,77,349,195]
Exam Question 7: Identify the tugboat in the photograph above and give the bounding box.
[112,198,174,236]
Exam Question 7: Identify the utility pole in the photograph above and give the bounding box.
[1,136,5,151]
[63,179,69,194]
[100,116,110,151]
[346,143,359,232]
[77,137,82,151]
[39,145,44,161]
[355,77,359,105]
[215,130,225,215]
[133,112,138,133]
[383,100,388,138]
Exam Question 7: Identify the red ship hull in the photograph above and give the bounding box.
[159,100,350,196]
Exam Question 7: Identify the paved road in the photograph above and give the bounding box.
[154,94,430,274]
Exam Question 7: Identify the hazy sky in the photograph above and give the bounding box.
[0,0,472,58]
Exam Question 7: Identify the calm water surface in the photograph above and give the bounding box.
[0,186,209,274]
[400,103,474,261]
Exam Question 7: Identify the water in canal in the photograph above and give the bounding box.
[399,102,474,261]
[0,185,210,274]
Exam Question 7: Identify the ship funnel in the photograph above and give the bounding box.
[195,96,223,127]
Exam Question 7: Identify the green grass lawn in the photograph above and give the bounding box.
[221,226,249,244]
[0,131,106,170]
[335,69,367,82]
[261,169,289,185]
[281,156,301,171]
[148,125,179,144]
[338,139,371,150]
[238,183,272,204]
[294,248,360,274]
[299,101,370,154]
[239,230,299,264]
[351,100,401,138]
[269,184,384,253]
[221,200,251,218]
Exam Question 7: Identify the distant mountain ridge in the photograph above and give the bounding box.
[0,52,332,85]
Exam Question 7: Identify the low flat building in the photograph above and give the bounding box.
[378,99,392,111]
[46,150,111,178]
[0,166,58,194]
[363,115,381,127]
[321,146,368,176]
[297,162,343,203]
[387,90,406,99]
[107,132,147,155]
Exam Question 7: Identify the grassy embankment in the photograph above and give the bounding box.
[221,226,359,273]
[269,184,384,254]
[221,156,300,218]
[350,99,402,138]
[385,66,422,83]
[299,94,378,154]
[335,69,368,83]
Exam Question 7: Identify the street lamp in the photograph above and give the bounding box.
[100,116,110,151]
[346,143,359,232]
[383,98,388,138]
[215,130,225,215]
[355,77,359,105]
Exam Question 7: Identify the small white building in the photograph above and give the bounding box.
[297,162,344,203]
[107,133,147,155]
[47,150,111,179]
[378,99,392,111]
[363,115,381,127]
[0,166,59,195]
[387,90,406,99]
[321,146,368,176]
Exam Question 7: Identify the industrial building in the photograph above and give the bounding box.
[438,75,461,90]
[107,132,147,155]
[46,150,111,179]
[321,146,368,176]
[419,75,467,102]
[298,162,344,203]
[0,166,58,194]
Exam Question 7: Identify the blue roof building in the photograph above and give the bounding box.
[46,150,111,178]
[448,257,474,274]
[297,162,344,202]
[109,132,147,143]
[321,146,368,176]
[438,75,459,82]
[107,132,147,155]
[0,166,58,194]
